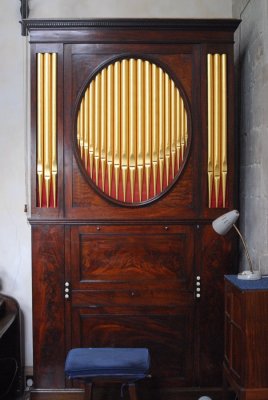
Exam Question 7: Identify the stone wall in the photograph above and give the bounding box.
[233,0,268,274]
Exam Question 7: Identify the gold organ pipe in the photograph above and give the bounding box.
[89,80,95,179]
[184,109,188,147]
[176,89,181,170]
[158,67,165,192]
[101,68,107,191]
[213,54,221,207]
[79,98,84,160]
[221,54,227,208]
[137,59,144,201]
[44,53,52,207]
[114,61,121,199]
[37,53,44,207]
[77,110,80,148]
[107,65,114,196]
[121,59,129,201]
[37,53,58,208]
[77,58,190,204]
[180,96,185,161]
[152,63,159,196]
[171,81,176,179]
[129,59,137,202]
[83,88,89,170]
[207,53,229,208]
[145,61,152,199]
[165,73,171,185]
[207,54,214,208]
[94,74,101,185]
[51,53,57,208]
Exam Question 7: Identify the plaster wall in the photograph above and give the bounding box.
[0,2,32,366]
[233,0,268,275]
[0,0,232,368]
[29,0,232,18]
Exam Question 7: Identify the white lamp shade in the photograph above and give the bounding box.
[212,210,239,235]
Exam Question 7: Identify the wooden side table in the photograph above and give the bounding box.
[224,275,268,400]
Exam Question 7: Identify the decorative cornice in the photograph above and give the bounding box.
[21,18,241,36]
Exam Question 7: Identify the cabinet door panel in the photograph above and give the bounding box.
[70,225,194,289]
[69,224,195,386]
[71,310,194,386]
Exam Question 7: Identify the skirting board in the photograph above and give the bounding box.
[30,389,84,399]
[29,387,235,400]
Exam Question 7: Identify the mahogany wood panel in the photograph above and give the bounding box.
[198,225,237,386]
[32,225,66,388]
[70,224,194,285]
[71,312,194,385]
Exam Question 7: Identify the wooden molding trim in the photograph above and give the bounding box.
[27,218,214,226]
[29,387,228,400]
[21,18,241,36]
[30,389,83,400]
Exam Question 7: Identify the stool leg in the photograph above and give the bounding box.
[128,383,138,400]
[84,382,93,400]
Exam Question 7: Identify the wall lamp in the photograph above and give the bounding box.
[212,210,261,280]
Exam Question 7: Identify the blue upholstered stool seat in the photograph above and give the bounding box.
[65,348,150,400]
[65,347,150,381]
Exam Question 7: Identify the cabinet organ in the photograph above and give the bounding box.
[22,18,240,399]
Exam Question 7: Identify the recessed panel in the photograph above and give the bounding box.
[71,311,194,385]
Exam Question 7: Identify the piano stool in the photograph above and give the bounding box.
[65,347,151,400]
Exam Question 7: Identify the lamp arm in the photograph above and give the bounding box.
[232,224,254,273]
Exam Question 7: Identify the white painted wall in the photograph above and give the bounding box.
[0,2,32,366]
[0,0,232,368]
[29,0,232,18]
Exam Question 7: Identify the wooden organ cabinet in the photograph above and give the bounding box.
[22,18,240,399]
